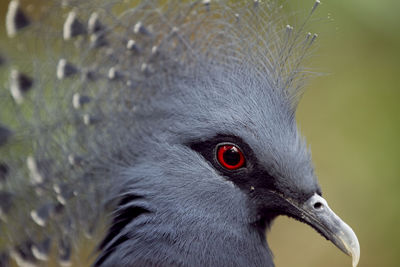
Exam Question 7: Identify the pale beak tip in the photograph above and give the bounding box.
[351,243,360,267]
[344,227,360,267]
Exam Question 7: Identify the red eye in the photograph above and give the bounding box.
[217,144,245,170]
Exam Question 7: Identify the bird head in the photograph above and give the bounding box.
[34,1,360,265]
[102,58,359,266]
[1,1,360,266]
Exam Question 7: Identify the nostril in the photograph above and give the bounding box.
[313,202,323,210]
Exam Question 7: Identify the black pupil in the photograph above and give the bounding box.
[223,147,240,166]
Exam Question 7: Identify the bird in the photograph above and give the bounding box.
[0,0,360,266]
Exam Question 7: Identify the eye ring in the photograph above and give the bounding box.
[216,144,245,170]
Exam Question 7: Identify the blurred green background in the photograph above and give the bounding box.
[1,0,399,266]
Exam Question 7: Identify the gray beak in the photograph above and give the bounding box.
[300,194,360,267]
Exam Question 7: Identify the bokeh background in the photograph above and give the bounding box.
[0,0,399,266]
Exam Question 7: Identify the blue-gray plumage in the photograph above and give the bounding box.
[0,0,359,266]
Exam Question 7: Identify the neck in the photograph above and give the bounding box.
[96,195,275,267]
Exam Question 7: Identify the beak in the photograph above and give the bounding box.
[286,193,360,267]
